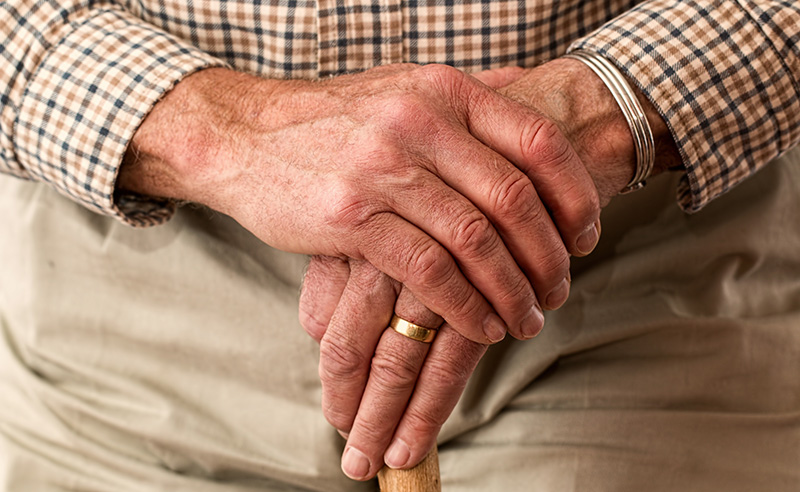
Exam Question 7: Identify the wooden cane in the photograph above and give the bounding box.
[377,445,441,491]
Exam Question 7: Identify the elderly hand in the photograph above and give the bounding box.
[119,63,602,345]
[301,257,486,480]
[300,58,682,481]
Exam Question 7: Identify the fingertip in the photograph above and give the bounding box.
[384,438,411,469]
[543,276,570,311]
[516,303,545,339]
[386,436,438,472]
[575,219,601,256]
[342,446,373,481]
[482,312,507,343]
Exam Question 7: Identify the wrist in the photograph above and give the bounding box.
[117,68,280,215]
[501,57,681,206]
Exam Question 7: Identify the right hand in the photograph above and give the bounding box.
[120,64,601,343]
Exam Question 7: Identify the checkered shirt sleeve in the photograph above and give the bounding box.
[1,1,227,226]
[572,0,800,212]
[2,0,799,224]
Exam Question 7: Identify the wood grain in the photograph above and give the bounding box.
[377,446,441,491]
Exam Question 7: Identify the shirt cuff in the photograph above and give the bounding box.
[569,0,800,212]
[13,6,228,227]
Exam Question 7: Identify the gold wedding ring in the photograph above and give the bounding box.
[389,315,437,343]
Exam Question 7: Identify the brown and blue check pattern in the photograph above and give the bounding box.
[574,0,800,213]
[1,0,798,225]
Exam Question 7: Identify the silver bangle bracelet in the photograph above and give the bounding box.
[562,49,655,194]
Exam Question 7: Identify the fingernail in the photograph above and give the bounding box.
[385,439,411,469]
[483,313,507,343]
[342,446,371,480]
[576,220,600,256]
[520,304,545,339]
[545,277,570,310]
[337,429,349,440]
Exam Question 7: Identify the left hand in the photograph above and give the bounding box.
[300,58,682,481]
[300,257,487,480]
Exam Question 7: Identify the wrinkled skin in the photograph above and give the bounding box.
[298,60,680,480]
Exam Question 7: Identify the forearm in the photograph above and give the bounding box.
[118,68,274,213]
[1,0,225,225]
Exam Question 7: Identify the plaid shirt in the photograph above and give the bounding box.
[2,0,799,226]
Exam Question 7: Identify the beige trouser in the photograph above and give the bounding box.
[1,148,799,491]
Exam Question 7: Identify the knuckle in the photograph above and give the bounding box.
[536,246,571,284]
[421,357,469,391]
[524,201,552,235]
[445,284,486,325]
[361,132,400,163]
[568,181,600,218]
[490,172,539,221]
[313,253,344,266]
[326,187,395,245]
[520,118,574,169]
[404,410,444,437]
[417,64,471,112]
[326,180,376,229]
[369,348,420,391]
[418,63,462,86]
[380,93,425,127]
[493,273,534,307]
[450,213,497,258]
[403,396,448,432]
[425,337,484,389]
[407,241,455,289]
[377,92,440,139]
[322,400,354,432]
[586,191,601,221]
[575,181,601,221]
[351,415,390,445]
[318,336,367,384]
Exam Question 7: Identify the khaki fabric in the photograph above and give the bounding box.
[438,150,800,491]
[1,148,799,491]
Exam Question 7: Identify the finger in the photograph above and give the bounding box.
[464,79,602,257]
[423,65,600,258]
[341,288,441,481]
[358,212,509,344]
[383,169,545,340]
[427,134,572,314]
[394,288,444,329]
[299,255,350,342]
[384,325,487,470]
[318,261,398,434]
[408,66,581,315]
[470,66,526,89]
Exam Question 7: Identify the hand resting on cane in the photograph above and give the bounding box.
[299,57,683,481]
[120,63,603,348]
